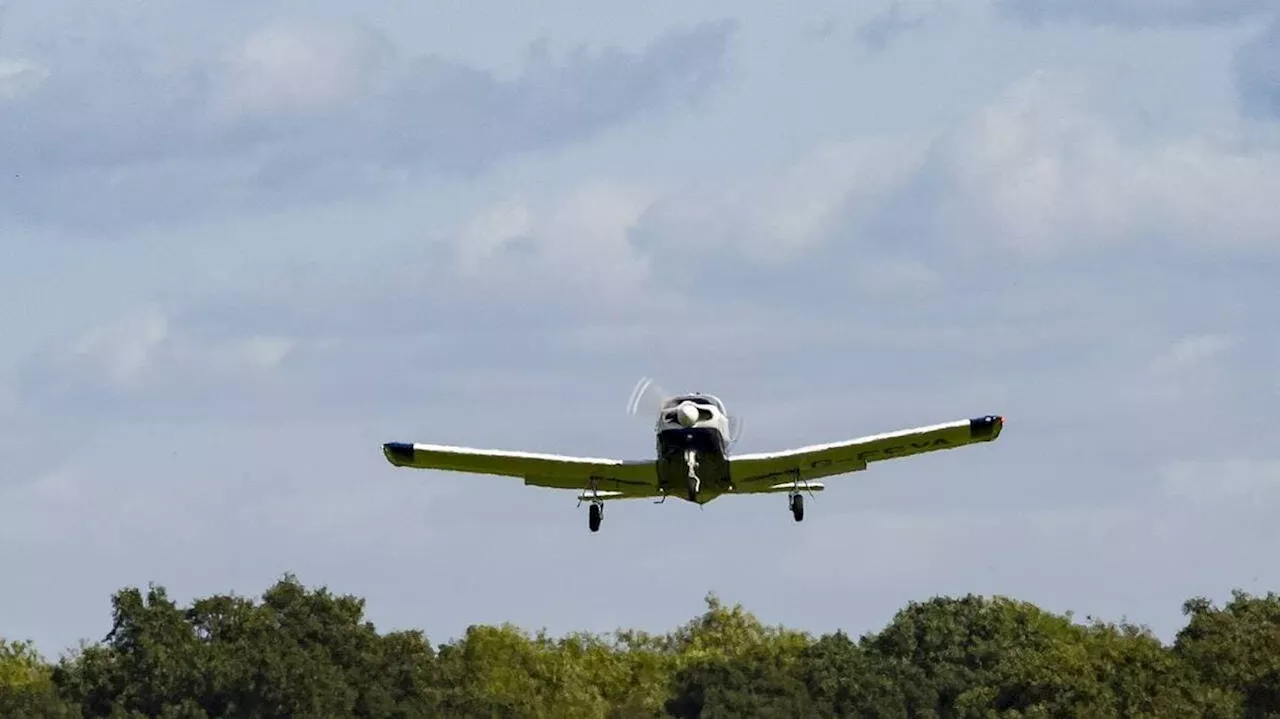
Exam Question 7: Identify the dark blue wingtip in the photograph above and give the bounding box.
[968,415,1004,440]
[383,442,415,465]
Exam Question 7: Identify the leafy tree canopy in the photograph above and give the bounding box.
[1,575,1276,717]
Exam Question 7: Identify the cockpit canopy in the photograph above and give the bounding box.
[661,393,725,413]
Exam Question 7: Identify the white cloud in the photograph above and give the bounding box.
[750,138,928,261]
[68,306,169,387]
[1143,333,1240,403]
[655,70,1280,261]
[538,182,658,287]
[634,134,929,265]
[0,19,735,232]
[22,307,304,415]
[937,72,1120,254]
[231,336,296,370]
[0,57,49,99]
[215,23,395,120]
[12,178,667,419]
[930,71,1280,255]
[449,180,660,302]
[455,197,534,271]
[0,467,86,544]
[1149,334,1237,374]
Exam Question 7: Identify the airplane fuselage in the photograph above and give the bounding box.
[652,393,735,503]
[655,427,731,503]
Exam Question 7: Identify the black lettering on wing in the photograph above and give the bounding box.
[856,437,950,462]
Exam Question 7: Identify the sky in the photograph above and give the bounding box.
[3,0,1280,656]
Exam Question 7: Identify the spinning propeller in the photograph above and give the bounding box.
[626,376,670,423]
[625,376,745,449]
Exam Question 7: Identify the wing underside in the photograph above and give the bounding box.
[382,414,1001,500]
[729,414,1003,492]
[382,442,659,495]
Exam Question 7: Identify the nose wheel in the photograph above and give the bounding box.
[789,493,804,522]
[588,502,603,532]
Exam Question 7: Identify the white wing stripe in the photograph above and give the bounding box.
[729,419,969,461]
[383,442,632,466]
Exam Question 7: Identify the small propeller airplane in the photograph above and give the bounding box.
[381,377,1004,532]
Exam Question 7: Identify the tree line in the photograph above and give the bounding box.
[2,574,1278,717]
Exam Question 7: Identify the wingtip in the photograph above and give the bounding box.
[968,414,1004,440]
[382,441,415,465]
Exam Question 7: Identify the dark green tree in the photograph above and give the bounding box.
[857,593,1236,717]
[662,594,818,717]
[1175,590,1280,717]
[20,573,1280,718]
[799,631,910,717]
[52,574,441,718]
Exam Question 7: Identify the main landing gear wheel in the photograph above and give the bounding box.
[789,493,804,522]
[588,503,603,532]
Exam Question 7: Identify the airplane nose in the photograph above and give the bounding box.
[676,403,699,427]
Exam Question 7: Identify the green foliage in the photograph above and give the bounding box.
[0,638,77,717]
[1,638,48,689]
[662,594,817,717]
[3,577,1280,717]
[1175,590,1280,717]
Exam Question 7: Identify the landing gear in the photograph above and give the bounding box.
[588,502,603,532]
[684,448,701,502]
[789,493,804,522]
[582,477,605,532]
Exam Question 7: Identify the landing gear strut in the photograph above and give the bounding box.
[789,492,804,522]
[684,448,701,502]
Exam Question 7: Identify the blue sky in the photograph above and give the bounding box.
[3,0,1280,655]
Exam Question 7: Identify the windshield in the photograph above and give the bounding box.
[662,394,725,412]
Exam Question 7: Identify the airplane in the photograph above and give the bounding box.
[381,378,1004,532]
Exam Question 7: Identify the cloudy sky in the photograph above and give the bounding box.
[3,0,1280,655]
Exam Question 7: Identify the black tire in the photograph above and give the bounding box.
[791,494,804,522]
[589,503,602,532]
